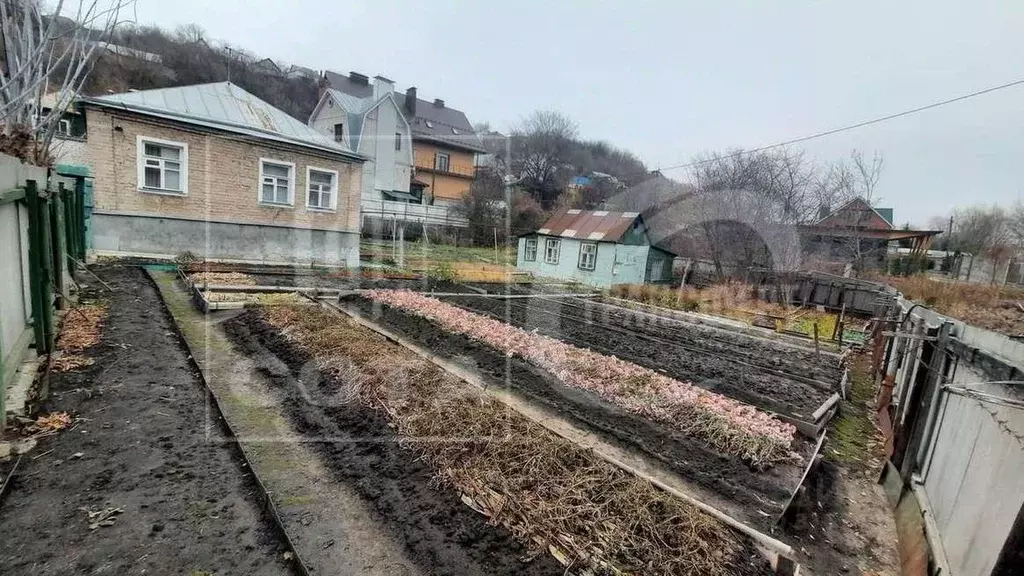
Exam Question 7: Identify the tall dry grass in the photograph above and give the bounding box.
[874,274,1024,335]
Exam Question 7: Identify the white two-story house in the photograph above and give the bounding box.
[308,74,415,220]
[310,71,478,230]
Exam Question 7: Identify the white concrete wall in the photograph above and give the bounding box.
[922,370,1024,576]
[367,97,412,196]
[888,296,1024,576]
[0,154,46,389]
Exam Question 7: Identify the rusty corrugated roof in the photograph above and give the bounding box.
[535,209,642,242]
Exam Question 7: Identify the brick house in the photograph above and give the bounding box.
[79,82,365,266]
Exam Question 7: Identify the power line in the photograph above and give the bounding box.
[650,77,1024,175]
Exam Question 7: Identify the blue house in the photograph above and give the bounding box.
[516,209,676,288]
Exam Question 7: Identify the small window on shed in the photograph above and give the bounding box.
[578,242,597,270]
[544,238,560,264]
[524,238,537,261]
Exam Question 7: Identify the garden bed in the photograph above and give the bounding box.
[455,292,842,383]
[342,295,817,529]
[432,294,839,424]
[224,306,776,576]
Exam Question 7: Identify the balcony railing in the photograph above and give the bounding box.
[360,199,468,228]
[414,161,476,179]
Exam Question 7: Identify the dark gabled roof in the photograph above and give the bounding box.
[324,70,486,153]
[324,70,373,98]
[815,197,893,231]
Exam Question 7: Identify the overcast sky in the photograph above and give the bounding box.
[123,0,1024,226]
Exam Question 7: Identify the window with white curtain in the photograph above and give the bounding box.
[260,159,294,205]
[137,136,188,194]
[306,167,338,211]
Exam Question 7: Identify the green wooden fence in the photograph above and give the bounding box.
[0,156,88,428]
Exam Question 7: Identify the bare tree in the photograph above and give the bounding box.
[509,110,578,207]
[683,148,816,278]
[1009,200,1024,249]
[947,205,1012,281]
[814,150,885,272]
[0,0,133,164]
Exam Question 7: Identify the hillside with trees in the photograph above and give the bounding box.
[77,24,318,121]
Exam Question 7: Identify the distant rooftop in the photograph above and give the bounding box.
[83,82,361,159]
[323,70,486,152]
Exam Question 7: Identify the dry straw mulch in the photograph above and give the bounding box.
[53,304,107,372]
[263,305,767,576]
[188,272,257,286]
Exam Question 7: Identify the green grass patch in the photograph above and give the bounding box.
[827,354,881,469]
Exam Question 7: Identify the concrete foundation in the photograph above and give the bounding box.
[92,212,360,267]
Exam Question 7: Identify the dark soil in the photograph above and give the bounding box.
[0,266,292,576]
[222,311,566,576]
[242,272,475,294]
[437,294,835,420]
[343,297,813,528]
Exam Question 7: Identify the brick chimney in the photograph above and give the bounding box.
[317,72,330,101]
[405,86,417,115]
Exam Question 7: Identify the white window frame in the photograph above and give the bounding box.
[258,158,296,207]
[137,135,189,196]
[435,152,450,172]
[578,242,597,270]
[57,118,71,136]
[524,238,538,261]
[305,166,339,212]
[544,238,560,264]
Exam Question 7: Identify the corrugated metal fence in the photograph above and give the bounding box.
[0,153,88,428]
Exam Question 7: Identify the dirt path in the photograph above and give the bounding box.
[152,270,562,575]
[220,310,566,576]
[152,270,426,575]
[786,354,901,575]
[0,266,293,575]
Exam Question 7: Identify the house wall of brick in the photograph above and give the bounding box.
[84,108,364,266]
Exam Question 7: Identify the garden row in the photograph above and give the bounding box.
[435,293,836,422]
[345,293,815,528]
[367,290,797,466]
[498,289,842,383]
[226,304,776,576]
